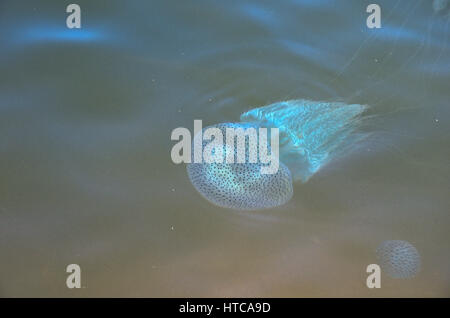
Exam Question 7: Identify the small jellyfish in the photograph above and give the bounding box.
[186,99,368,210]
[433,0,449,14]
[376,240,421,279]
[187,123,293,210]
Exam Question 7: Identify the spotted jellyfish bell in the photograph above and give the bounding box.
[376,240,421,279]
[186,122,293,210]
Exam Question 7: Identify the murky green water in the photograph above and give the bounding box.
[0,0,449,297]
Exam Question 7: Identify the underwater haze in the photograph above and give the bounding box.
[0,0,449,297]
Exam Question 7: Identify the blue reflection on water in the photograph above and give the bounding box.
[2,25,106,51]
[21,26,102,43]
[240,3,280,26]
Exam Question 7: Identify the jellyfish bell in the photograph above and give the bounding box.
[187,123,293,210]
[376,240,421,279]
[187,160,293,210]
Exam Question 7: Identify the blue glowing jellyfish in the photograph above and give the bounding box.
[240,99,368,182]
[187,99,368,210]
[376,240,421,279]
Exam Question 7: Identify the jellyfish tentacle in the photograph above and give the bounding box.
[240,99,369,182]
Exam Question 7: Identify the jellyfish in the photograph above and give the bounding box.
[376,240,421,279]
[187,99,368,210]
[432,0,449,14]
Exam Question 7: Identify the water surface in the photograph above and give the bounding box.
[0,0,449,296]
